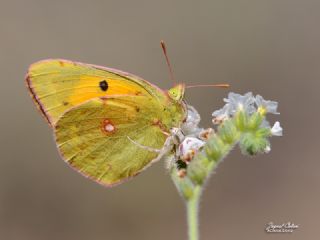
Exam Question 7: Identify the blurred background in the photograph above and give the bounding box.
[0,0,319,239]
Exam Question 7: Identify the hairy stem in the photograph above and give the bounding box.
[187,186,201,240]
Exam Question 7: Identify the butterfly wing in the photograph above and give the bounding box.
[26,59,162,126]
[55,95,171,186]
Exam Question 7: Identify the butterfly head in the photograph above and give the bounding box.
[168,83,185,102]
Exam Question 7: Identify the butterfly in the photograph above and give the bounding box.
[26,56,190,186]
[26,42,229,187]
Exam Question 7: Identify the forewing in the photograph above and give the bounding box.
[55,95,168,186]
[26,59,161,126]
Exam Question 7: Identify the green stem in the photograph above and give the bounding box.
[187,186,202,240]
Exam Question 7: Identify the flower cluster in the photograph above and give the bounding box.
[169,92,284,240]
[171,92,283,196]
[212,92,282,135]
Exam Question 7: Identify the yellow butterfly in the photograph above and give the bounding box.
[26,57,188,186]
[26,41,229,187]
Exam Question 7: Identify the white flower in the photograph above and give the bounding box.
[271,121,283,136]
[182,105,203,136]
[179,137,205,162]
[255,95,279,114]
[224,92,256,115]
[212,104,231,123]
[212,92,256,121]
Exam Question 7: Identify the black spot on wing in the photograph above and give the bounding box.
[99,80,108,91]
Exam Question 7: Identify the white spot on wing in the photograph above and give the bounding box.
[102,119,116,134]
[105,123,115,132]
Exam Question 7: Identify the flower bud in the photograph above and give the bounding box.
[218,119,239,144]
[205,136,224,161]
[239,132,270,155]
[187,153,209,185]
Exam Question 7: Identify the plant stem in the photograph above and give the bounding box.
[187,186,202,240]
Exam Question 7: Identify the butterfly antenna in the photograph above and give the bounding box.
[186,84,230,89]
[160,40,176,85]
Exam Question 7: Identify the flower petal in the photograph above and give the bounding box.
[271,121,283,136]
[223,92,256,115]
[179,137,205,161]
[255,95,279,114]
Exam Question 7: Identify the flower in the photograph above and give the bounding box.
[255,95,279,115]
[224,92,256,115]
[182,105,203,136]
[212,93,282,138]
[212,104,231,124]
[179,137,205,162]
[213,93,280,119]
[271,121,283,136]
[170,91,284,240]
[212,92,256,121]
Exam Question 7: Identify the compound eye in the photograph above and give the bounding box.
[171,90,177,96]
